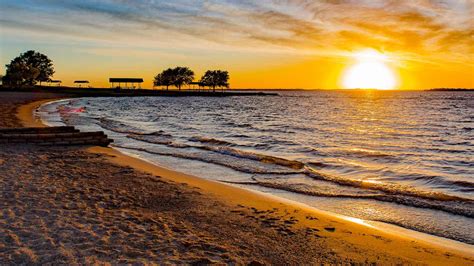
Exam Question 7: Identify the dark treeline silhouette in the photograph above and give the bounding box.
[2,50,54,87]
[2,50,231,92]
[200,70,229,92]
[153,67,194,90]
[154,67,229,92]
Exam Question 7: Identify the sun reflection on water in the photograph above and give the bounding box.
[344,216,374,228]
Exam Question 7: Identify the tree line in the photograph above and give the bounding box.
[153,67,229,92]
[2,50,230,91]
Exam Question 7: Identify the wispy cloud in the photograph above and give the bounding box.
[1,0,472,62]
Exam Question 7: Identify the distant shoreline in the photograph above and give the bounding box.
[0,86,278,97]
[235,88,474,91]
[2,85,472,93]
[427,88,474,91]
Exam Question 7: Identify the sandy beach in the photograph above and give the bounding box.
[1,92,473,264]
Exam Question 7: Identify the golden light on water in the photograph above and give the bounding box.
[342,49,397,90]
[344,217,374,228]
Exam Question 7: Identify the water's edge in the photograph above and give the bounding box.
[36,97,474,250]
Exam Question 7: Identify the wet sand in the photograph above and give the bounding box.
[1,91,473,264]
[0,92,67,128]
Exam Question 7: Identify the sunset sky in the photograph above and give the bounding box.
[0,0,473,89]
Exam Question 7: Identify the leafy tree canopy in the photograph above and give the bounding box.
[3,50,54,86]
[171,67,194,90]
[200,70,229,92]
[153,68,174,90]
[153,67,194,90]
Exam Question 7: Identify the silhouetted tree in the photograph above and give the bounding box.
[200,70,229,92]
[3,50,54,86]
[153,68,174,90]
[153,67,194,91]
[171,67,194,90]
[153,73,165,89]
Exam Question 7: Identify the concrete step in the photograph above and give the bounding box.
[0,127,113,147]
[0,126,78,134]
[0,131,106,139]
[38,137,113,147]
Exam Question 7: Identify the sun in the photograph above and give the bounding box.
[342,49,397,90]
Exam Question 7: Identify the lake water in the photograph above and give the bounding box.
[39,90,474,244]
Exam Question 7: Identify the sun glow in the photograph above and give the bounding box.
[342,49,397,90]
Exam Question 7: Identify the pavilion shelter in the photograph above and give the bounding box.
[74,80,90,88]
[48,80,62,87]
[109,78,143,89]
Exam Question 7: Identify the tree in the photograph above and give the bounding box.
[153,67,194,91]
[153,68,174,90]
[200,70,229,92]
[171,67,194,90]
[3,50,54,86]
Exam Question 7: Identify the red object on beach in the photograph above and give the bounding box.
[59,106,86,113]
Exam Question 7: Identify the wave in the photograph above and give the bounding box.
[344,148,395,158]
[306,161,333,168]
[224,121,254,128]
[372,219,474,245]
[225,178,474,218]
[199,145,305,170]
[98,118,149,135]
[93,116,474,218]
[98,118,173,137]
[126,132,305,170]
[117,135,474,217]
[189,136,236,146]
[128,134,189,148]
[121,131,474,211]
[389,172,474,192]
[222,179,384,199]
[113,144,300,175]
[303,166,472,202]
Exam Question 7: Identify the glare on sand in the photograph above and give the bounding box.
[342,49,397,90]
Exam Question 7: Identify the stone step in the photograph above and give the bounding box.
[0,131,106,142]
[0,131,106,140]
[0,127,113,147]
[0,135,109,142]
[38,137,113,147]
[0,126,78,134]
[0,136,113,147]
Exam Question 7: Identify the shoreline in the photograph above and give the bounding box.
[92,146,474,256]
[1,85,279,97]
[11,95,474,263]
[34,97,474,253]
[17,98,68,127]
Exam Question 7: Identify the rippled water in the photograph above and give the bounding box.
[39,90,474,244]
